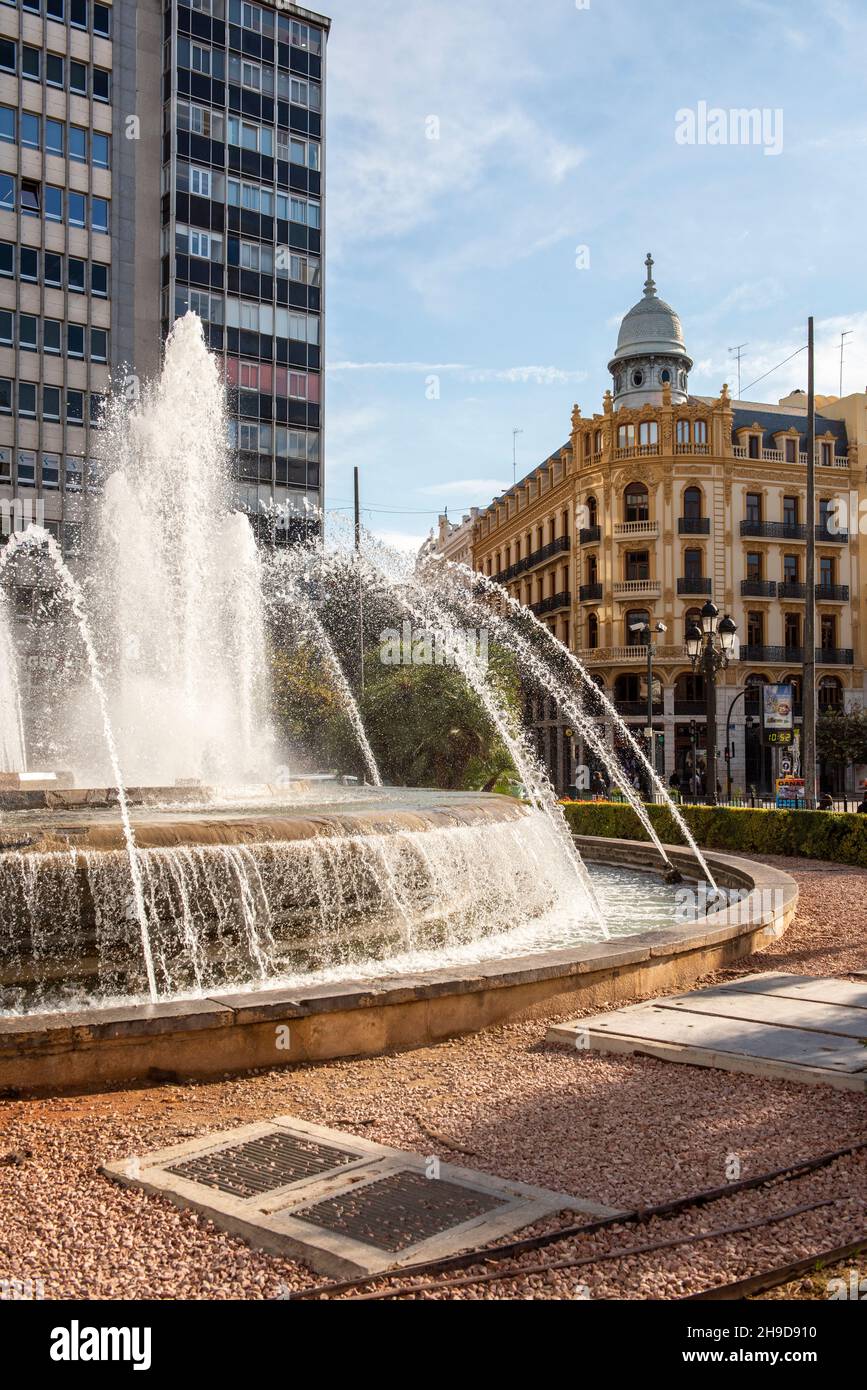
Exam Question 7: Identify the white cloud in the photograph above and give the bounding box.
[692,311,867,399]
[327,361,585,385]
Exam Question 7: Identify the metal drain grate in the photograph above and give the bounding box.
[289,1169,509,1252]
[166,1131,360,1199]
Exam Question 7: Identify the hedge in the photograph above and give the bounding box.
[562,800,867,867]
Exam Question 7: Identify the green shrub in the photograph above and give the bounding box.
[562,801,867,867]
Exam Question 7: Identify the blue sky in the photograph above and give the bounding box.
[321,0,867,550]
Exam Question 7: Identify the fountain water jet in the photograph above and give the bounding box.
[0,582,25,773]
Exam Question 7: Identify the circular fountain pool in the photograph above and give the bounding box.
[0,787,685,1017]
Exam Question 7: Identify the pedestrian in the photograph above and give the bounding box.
[818,792,833,811]
[857,796,867,814]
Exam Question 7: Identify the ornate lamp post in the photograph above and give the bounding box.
[685,601,737,806]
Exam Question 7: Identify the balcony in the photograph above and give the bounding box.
[816,583,849,601]
[740,645,803,663]
[741,579,777,598]
[818,647,854,665]
[616,700,664,717]
[677,577,712,596]
[613,579,661,599]
[815,524,849,544]
[674,442,712,456]
[678,517,710,535]
[530,591,570,617]
[778,581,806,600]
[674,699,706,717]
[578,525,601,546]
[494,533,570,584]
[740,520,807,541]
[733,445,849,469]
[573,643,683,665]
[612,445,660,460]
[578,583,602,602]
[614,520,658,540]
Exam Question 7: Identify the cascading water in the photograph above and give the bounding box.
[84,312,274,786]
[0,313,710,1018]
[0,582,25,773]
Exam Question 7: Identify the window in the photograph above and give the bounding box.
[289,77,321,112]
[586,613,599,649]
[91,198,108,232]
[783,495,798,527]
[676,419,690,445]
[683,486,702,520]
[17,450,36,486]
[820,556,835,587]
[67,323,85,357]
[289,195,319,227]
[747,611,763,647]
[45,252,62,285]
[93,3,110,35]
[624,482,648,523]
[694,419,708,444]
[41,453,60,488]
[68,191,86,227]
[67,389,84,423]
[176,100,224,141]
[69,126,87,161]
[68,257,86,291]
[20,112,40,149]
[617,423,635,450]
[70,0,88,28]
[638,421,658,448]
[683,548,702,580]
[0,173,13,210]
[43,387,61,421]
[746,552,761,582]
[0,106,13,143]
[0,241,12,277]
[91,262,108,295]
[745,492,762,524]
[21,179,41,214]
[92,68,110,102]
[22,46,41,80]
[784,612,801,650]
[0,447,10,481]
[625,610,649,646]
[625,550,649,582]
[0,310,11,346]
[748,433,760,459]
[65,457,82,492]
[19,381,37,416]
[783,554,798,584]
[46,119,64,155]
[0,379,11,413]
[820,614,837,650]
[44,319,61,353]
[70,60,87,94]
[784,437,797,463]
[46,54,64,87]
[92,132,109,167]
[0,40,16,74]
[818,497,834,532]
[818,677,842,711]
[90,327,107,361]
[19,314,37,350]
[821,441,833,466]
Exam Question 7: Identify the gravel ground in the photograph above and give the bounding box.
[0,853,865,1301]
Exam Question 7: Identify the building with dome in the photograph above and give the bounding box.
[466,256,867,799]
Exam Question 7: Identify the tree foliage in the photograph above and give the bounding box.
[816,706,867,769]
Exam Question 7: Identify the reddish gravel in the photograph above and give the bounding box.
[0,853,865,1301]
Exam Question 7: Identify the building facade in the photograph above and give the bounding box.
[472,259,867,796]
[0,0,328,572]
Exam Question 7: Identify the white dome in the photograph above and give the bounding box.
[608,254,692,410]
[616,293,686,358]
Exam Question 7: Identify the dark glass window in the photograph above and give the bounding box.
[783,495,798,526]
[67,390,84,423]
[0,41,16,75]
[91,262,108,295]
[47,0,65,16]
[68,257,86,291]
[70,0,87,26]
[93,3,110,35]
[0,242,13,277]
[44,319,61,353]
[21,112,40,148]
[44,251,62,285]
[70,60,87,94]
[19,314,38,350]
[67,323,85,357]
[19,382,38,415]
[22,47,41,80]
[46,53,64,86]
[92,67,110,102]
[69,126,87,161]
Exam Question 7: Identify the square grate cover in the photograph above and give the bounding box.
[166,1130,360,1199]
[289,1169,509,1252]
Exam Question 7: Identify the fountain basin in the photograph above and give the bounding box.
[0,837,797,1094]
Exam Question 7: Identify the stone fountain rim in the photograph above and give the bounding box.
[0,839,798,1094]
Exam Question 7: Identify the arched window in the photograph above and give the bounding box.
[586,554,598,585]
[694,420,708,445]
[586,495,598,527]
[684,607,701,640]
[675,671,705,703]
[625,609,649,646]
[614,673,642,703]
[587,612,599,649]
[676,420,690,445]
[684,548,703,580]
[683,486,702,520]
[624,482,648,523]
[818,676,843,711]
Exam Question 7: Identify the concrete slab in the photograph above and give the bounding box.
[102,1115,617,1278]
[548,972,867,1093]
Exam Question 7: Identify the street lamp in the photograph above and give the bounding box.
[630,618,667,788]
[686,602,737,805]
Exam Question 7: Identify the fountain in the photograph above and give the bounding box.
[0,314,795,1080]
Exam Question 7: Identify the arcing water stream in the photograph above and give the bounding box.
[0,312,711,1014]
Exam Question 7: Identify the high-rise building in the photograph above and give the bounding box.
[0,0,329,566]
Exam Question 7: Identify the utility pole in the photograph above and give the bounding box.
[512,428,523,486]
[839,330,853,398]
[803,318,817,806]
[728,343,748,400]
[354,465,364,697]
